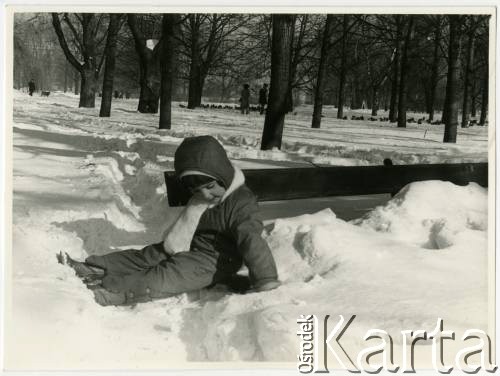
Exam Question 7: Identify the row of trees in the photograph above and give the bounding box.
[14,13,490,146]
[272,14,490,145]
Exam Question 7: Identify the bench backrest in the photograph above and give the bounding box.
[164,162,488,207]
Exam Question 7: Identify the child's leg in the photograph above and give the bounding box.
[65,253,105,277]
[100,250,219,303]
[85,243,168,275]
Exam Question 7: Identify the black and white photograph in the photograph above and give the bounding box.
[1,5,496,374]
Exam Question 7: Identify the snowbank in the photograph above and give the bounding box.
[6,92,490,370]
[354,181,488,249]
[182,181,488,363]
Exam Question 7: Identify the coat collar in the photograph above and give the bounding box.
[220,164,245,204]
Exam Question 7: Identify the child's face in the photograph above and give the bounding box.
[189,180,226,204]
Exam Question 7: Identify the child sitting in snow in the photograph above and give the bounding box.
[64,135,280,306]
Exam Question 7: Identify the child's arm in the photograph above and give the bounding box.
[162,196,211,255]
[230,194,280,291]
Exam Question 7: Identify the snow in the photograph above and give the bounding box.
[5,91,490,370]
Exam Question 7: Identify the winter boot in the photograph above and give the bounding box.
[58,251,106,280]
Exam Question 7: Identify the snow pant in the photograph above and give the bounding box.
[85,243,225,304]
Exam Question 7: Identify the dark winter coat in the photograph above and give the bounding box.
[86,136,278,303]
[259,87,268,105]
[173,135,278,288]
[240,88,250,109]
[189,183,278,287]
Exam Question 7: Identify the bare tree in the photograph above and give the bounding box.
[337,15,349,119]
[311,15,335,129]
[127,14,161,113]
[99,14,123,117]
[397,15,414,128]
[52,13,108,107]
[261,14,295,150]
[159,14,181,129]
[479,23,489,126]
[185,14,203,108]
[428,15,443,122]
[359,17,394,117]
[388,16,403,122]
[461,16,478,128]
[285,15,306,112]
[479,67,488,125]
[182,14,248,109]
[443,15,463,143]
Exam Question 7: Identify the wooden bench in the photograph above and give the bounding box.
[164,162,488,207]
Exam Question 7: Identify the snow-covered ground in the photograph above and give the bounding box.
[5,91,491,371]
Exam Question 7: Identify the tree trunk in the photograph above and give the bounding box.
[312,15,335,129]
[352,76,364,109]
[337,15,348,119]
[64,61,68,92]
[423,81,431,114]
[159,14,181,130]
[397,16,414,128]
[46,50,53,91]
[74,69,79,95]
[286,15,306,113]
[461,22,476,128]
[99,14,120,117]
[285,88,294,113]
[371,87,379,116]
[285,32,295,114]
[137,60,159,113]
[285,33,295,113]
[389,17,402,122]
[479,67,488,125]
[187,16,202,109]
[79,14,98,108]
[127,14,159,113]
[79,68,97,107]
[443,15,462,143]
[428,16,442,122]
[52,13,100,107]
[471,78,477,117]
[187,64,203,109]
[261,15,295,150]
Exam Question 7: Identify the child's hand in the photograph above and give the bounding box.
[188,195,212,207]
[188,194,220,209]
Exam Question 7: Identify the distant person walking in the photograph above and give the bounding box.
[239,84,250,115]
[28,79,36,96]
[258,83,268,115]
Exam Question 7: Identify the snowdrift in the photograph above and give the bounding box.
[183,181,488,362]
[7,92,490,369]
[354,181,487,249]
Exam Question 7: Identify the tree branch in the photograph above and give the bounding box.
[63,13,83,52]
[127,14,148,61]
[51,13,83,72]
[74,13,83,24]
